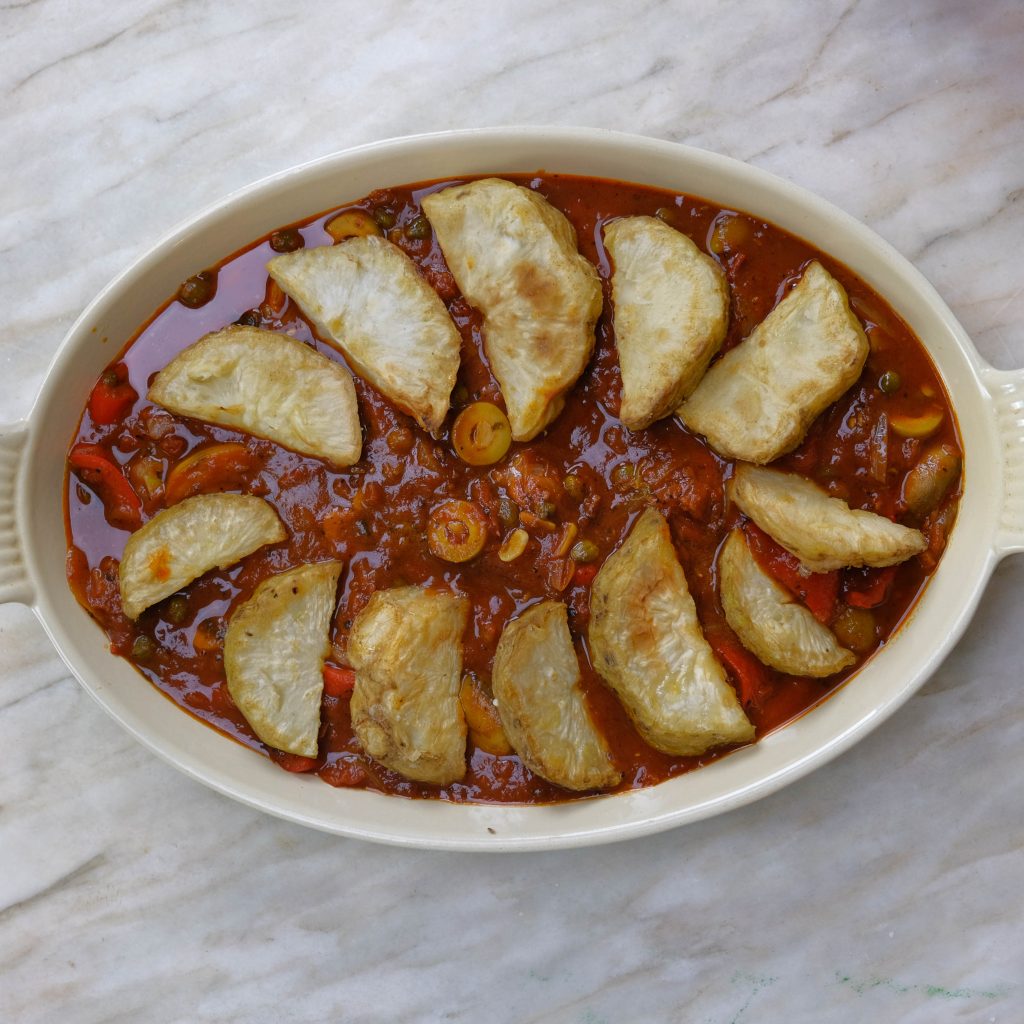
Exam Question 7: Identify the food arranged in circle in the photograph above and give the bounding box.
[65,174,963,802]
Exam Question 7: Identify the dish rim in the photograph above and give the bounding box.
[3,126,1020,850]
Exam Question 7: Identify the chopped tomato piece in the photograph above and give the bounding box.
[68,443,142,530]
[323,663,356,698]
[573,563,598,586]
[319,758,369,787]
[271,751,319,773]
[88,364,137,425]
[744,523,838,623]
[843,565,897,609]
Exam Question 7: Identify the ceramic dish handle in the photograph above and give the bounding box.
[0,420,34,606]
[983,366,1024,558]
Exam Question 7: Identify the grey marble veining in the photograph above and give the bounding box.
[1,0,1022,1021]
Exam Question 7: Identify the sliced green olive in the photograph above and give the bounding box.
[428,500,489,563]
[452,402,512,466]
[325,209,382,242]
[891,408,944,439]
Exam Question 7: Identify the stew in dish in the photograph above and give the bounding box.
[65,173,962,803]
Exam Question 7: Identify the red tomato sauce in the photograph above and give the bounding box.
[64,174,963,803]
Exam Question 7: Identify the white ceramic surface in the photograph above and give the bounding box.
[1,127,1020,851]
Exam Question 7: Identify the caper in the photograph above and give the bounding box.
[269,228,304,253]
[165,595,189,625]
[132,634,157,661]
[177,270,216,309]
[655,206,675,223]
[563,473,584,501]
[452,383,470,407]
[234,309,261,327]
[537,500,557,520]
[405,215,431,240]
[497,497,520,529]
[570,539,599,563]
[879,370,902,394]
[611,462,636,486]
[373,207,397,229]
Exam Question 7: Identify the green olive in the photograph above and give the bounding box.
[570,540,599,563]
[497,497,520,530]
[269,228,304,253]
[832,606,877,654]
[177,271,217,309]
[132,634,157,661]
[405,215,431,240]
[903,444,962,517]
[879,370,902,394]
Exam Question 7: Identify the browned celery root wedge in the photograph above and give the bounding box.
[719,529,855,677]
[589,508,754,755]
[225,561,343,757]
[148,326,362,467]
[604,215,728,430]
[422,178,602,441]
[493,601,620,791]
[348,586,469,785]
[729,464,926,572]
[678,261,869,463]
[267,237,461,435]
[119,494,286,620]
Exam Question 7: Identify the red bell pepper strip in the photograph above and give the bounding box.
[87,365,137,425]
[68,443,142,531]
[272,752,319,773]
[744,524,839,624]
[323,663,356,698]
[709,632,769,708]
[843,565,897,609]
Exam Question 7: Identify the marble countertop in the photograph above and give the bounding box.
[2,1,1022,1020]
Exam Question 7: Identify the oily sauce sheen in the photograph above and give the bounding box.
[65,174,962,803]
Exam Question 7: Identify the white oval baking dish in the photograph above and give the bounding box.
[1,128,1021,850]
